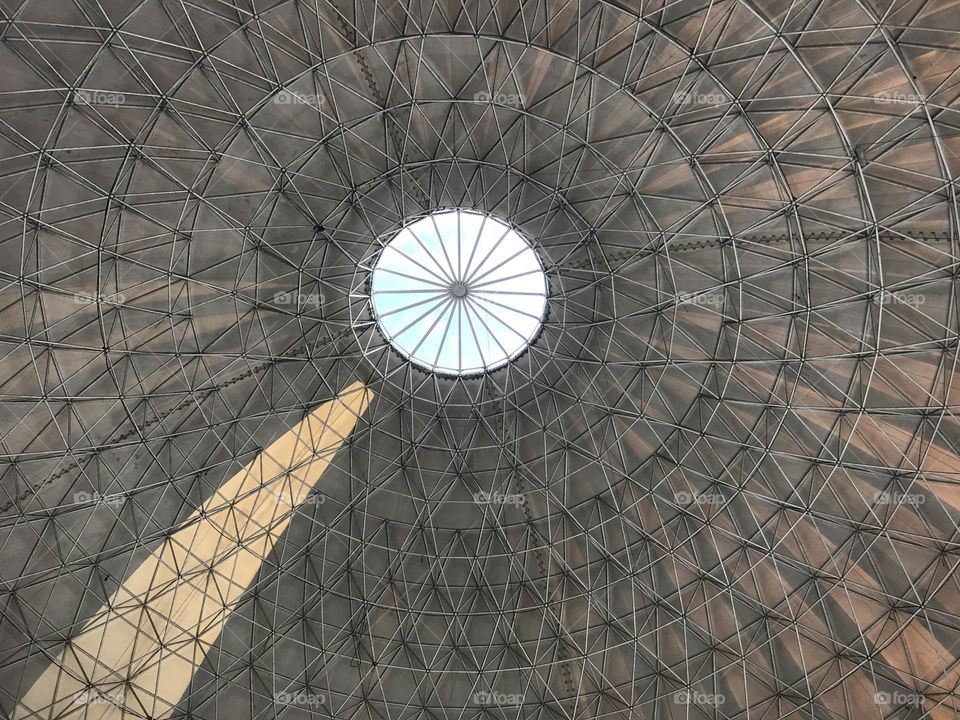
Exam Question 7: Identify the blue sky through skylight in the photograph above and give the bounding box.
[371,210,548,375]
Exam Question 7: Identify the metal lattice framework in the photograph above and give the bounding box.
[0,1,959,719]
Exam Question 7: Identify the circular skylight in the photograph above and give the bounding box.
[370,209,548,376]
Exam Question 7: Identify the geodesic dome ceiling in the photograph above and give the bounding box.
[1,1,960,719]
